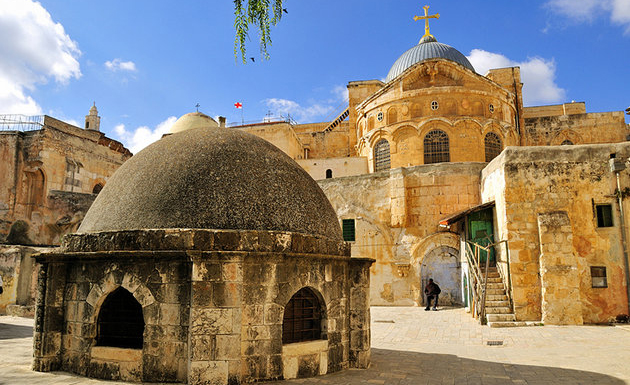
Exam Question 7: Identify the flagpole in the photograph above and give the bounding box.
[241,106,244,125]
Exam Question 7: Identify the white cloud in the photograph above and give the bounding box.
[113,116,177,154]
[546,0,630,33]
[264,98,335,123]
[104,58,137,72]
[0,0,81,114]
[263,85,349,123]
[467,49,566,106]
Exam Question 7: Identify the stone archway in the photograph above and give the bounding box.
[420,246,462,306]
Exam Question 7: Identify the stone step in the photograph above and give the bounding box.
[487,313,516,322]
[485,306,512,314]
[486,288,505,295]
[486,300,510,307]
[488,321,528,328]
[486,294,508,301]
[485,283,505,289]
[486,277,502,283]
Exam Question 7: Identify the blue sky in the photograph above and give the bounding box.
[1,0,629,153]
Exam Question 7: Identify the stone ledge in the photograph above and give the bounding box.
[59,229,350,257]
[91,346,142,362]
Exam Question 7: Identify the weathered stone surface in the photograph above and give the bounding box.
[78,126,342,241]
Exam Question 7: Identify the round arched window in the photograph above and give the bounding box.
[484,132,502,162]
[423,129,450,164]
[282,287,326,344]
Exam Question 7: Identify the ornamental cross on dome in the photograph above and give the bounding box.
[413,5,440,40]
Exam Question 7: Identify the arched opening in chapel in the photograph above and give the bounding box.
[96,287,145,349]
[282,287,327,344]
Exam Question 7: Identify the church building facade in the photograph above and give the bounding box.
[237,7,629,325]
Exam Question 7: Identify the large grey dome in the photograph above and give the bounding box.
[386,40,475,82]
[78,125,343,241]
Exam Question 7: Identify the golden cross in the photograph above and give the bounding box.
[413,5,440,39]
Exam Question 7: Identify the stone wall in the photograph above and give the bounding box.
[0,244,49,315]
[481,144,630,323]
[35,229,372,384]
[320,162,485,306]
[523,107,627,146]
[0,120,130,245]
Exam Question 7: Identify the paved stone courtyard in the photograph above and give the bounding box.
[2,306,630,384]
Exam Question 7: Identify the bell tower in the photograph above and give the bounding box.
[85,102,101,131]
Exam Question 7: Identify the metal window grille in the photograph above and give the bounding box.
[374,139,391,172]
[282,288,324,344]
[431,101,439,110]
[561,139,574,145]
[591,266,607,288]
[342,219,355,242]
[484,132,502,162]
[596,204,613,227]
[423,130,450,164]
[97,287,144,349]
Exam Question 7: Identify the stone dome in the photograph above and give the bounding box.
[385,38,475,82]
[169,112,218,134]
[78,126,343,241]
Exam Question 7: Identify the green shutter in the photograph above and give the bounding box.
[342,219,355,242]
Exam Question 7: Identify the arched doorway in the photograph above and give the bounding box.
[420,246,462,306]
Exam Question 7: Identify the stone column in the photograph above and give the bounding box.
[32,262,67,371]
[537,211,583,325]
[348,258,373,368]
[188,252,243,385]
[389,168,408,228]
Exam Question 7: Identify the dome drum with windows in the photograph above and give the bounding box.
[34,112,374,385]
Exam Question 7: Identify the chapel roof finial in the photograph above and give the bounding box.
[413,5,440,44]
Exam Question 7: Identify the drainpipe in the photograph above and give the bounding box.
[610,155,630,315]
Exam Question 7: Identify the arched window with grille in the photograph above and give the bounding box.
[282,287,326,344]
[561,139,573,145]
[374,139,391,172]
[423,129,450,164]
[484,132,502,162]
[96,287,144,349]
[92,183,104,194]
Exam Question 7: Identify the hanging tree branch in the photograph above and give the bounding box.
[234,0,284,63]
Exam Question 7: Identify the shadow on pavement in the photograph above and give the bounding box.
[0,322,33,339]
[263,348,624,384]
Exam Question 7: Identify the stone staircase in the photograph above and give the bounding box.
[481,267,525,328]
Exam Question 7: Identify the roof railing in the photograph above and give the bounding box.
[0,114,45,132]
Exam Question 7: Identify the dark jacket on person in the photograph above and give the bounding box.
[424,281,441,296]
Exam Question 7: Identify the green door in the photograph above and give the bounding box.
[468,208,495,265]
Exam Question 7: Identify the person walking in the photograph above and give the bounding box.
[424,278,440,311]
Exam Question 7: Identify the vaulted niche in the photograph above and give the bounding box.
[96,287,144,349]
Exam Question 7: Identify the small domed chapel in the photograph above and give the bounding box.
[33,117,373,383]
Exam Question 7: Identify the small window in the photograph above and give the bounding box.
[342,219,355,242]
[85,121,90,129]
[377,112,383,122]
[97,287,144,349]
[561,139,573,145]
[489,104,495,113]
[430,100,439,110]
[92,183,103,194]
[596,204,613,227]
[591,266,607,288]
[282,287,325,344]
[325,169,333,179]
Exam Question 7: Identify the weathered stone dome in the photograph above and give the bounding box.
[169,112,218,134]
[78,126,343,241]
[386,39,475,82]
